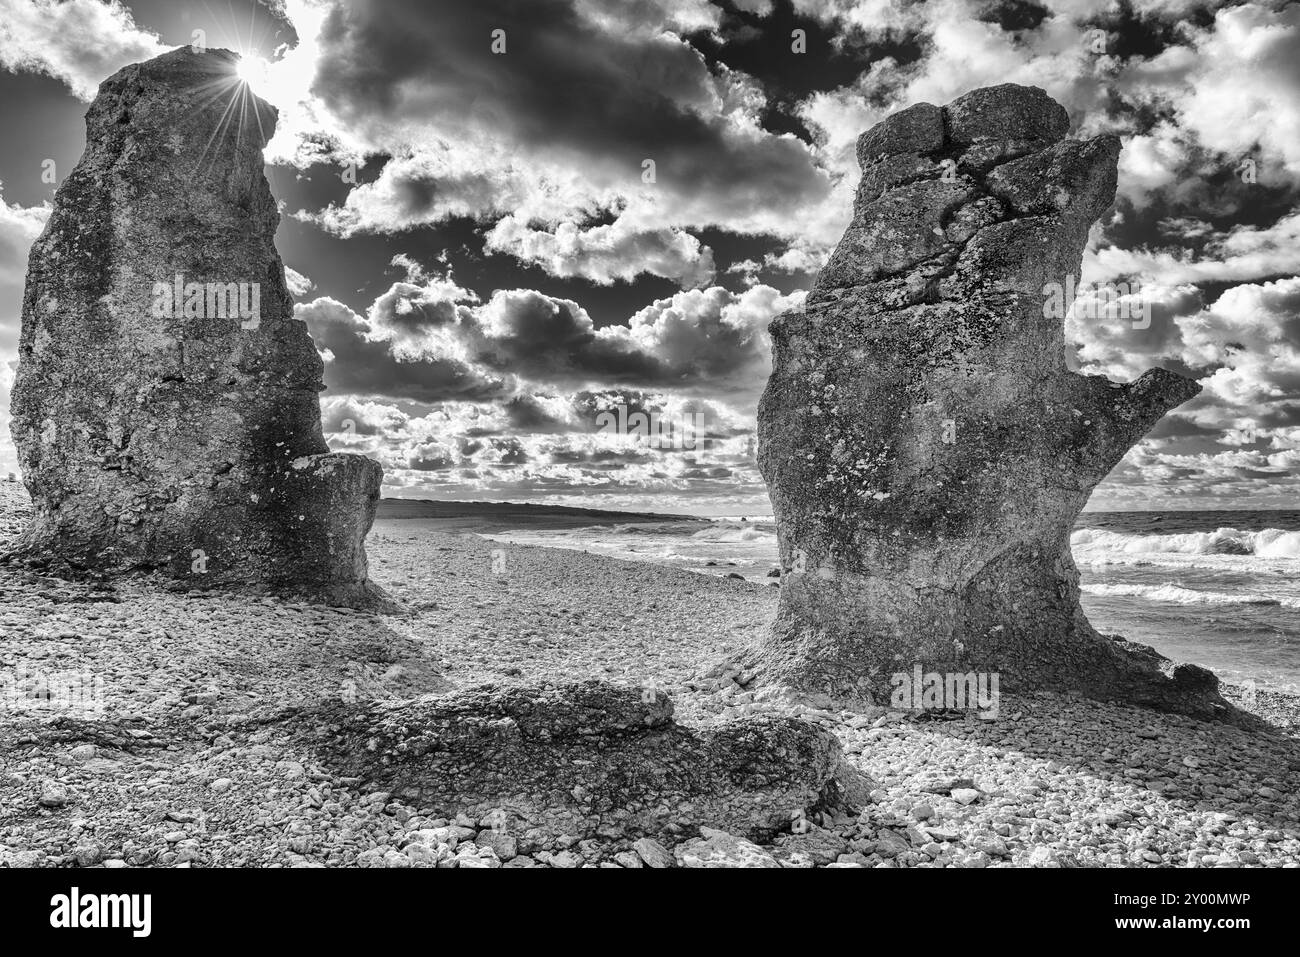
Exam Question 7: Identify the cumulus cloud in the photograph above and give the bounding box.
[0,0,167,99]
[300,295,509,403]
[1087,211,1300,286]
[284,265,314,298]
[272,0,1298,293]
[1062,273,1300,507]
[313,381,764,510]
[299,267,804,401]
[0,189,47,288]
[300,147,539,233]
[295,267,803,506]
[282,0,830,284]
[484,214,716,288]
[793,0,931,39]
[572,0,723,34]
[1181,278,1300,415]
[1122,3,1300,178]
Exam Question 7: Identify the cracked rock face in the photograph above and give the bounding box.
[304,680,871,844]
[757,85,1229,720]
[9,48,385,607]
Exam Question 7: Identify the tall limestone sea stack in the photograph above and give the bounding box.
[8,47,386,608]
[757,84,1230,720]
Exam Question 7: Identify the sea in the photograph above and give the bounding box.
[483,510,1300,693]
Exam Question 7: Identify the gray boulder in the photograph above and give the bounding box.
[299,680,871,846]
[756,84,1231,720]
[9,48,385,607]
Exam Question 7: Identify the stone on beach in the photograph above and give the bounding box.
[299,679,871,844]
[8,47,385,608]
[755,83,1232,721]
[632,837,674,869]
[675,828,782,868]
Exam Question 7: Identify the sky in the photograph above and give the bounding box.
[0,0,1298,515]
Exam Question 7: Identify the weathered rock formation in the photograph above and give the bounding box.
[301,680,871,844]
[8,48,385,607]
[757,84,1229,719]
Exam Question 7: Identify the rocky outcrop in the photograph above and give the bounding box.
[300,680,872,844]
[756,85,1230,720]
[8,48,385,607]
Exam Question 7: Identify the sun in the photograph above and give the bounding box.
[235,55,271,96]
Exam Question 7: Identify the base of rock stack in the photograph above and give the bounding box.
[721,539,1245,724]
[5,452,393,610]
[711,626,1252,728]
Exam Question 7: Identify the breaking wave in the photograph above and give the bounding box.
[1071,527,1300,563]
[1081,582,1299,608]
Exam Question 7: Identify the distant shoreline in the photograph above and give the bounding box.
[373,496,1300,524]
[374,497,707,532]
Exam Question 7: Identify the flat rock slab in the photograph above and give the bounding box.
[294,679,872,845]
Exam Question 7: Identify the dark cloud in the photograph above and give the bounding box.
[298,278,796,404]
[299,296,508,403]
[469,289,664,381]
[307,0,830,225]
[504,394,571,432]
[408,452,455,470]
[972,0,1049,33]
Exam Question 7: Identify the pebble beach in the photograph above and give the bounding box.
[1,481,1298,869]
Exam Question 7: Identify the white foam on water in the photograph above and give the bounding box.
[1081,582,1300,608]
[1071,526,1300,561]
[687,524,775,544]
